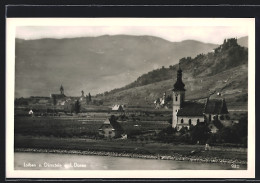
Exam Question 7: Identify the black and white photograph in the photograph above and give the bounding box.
[6,18,255,178]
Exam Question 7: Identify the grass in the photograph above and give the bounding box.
[14,135,247,161]
[14,114,247,162]
[14,116,170,138]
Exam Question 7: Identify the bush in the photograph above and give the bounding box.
[190,124,210,144]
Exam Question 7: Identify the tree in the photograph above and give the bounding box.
[88,93,92,102]
[74,100,81,114]
[52,95,57,106]
[52,95,57,115]
[190,124,210,144]
[217,126,238,143]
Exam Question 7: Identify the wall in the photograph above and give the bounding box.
[177,116,204,126]
[172,91,185,128]
[99,125,116,138]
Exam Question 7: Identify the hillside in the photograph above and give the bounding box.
[98,38,248,109]
[15,35,218,98]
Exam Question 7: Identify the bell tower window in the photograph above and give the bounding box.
[175,96,178,101]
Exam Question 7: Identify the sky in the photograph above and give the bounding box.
[12,18,252,97]
[16,26,248,44]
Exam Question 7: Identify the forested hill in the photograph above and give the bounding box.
[98,38,248,108]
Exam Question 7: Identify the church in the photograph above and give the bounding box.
[50,85,67,105]
[172,65,229,131]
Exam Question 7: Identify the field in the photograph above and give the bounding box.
[14,114,170,138]
[14,111,247,163]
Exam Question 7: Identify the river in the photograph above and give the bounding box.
[14,152,246,170]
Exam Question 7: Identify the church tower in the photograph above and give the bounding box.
[60,85,64,95]
[81,90,85,97]
[172,64,185,128]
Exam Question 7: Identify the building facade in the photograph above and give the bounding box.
[172,66,229,131]
[98,118,124,138]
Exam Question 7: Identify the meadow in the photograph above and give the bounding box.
[14,115,170,138]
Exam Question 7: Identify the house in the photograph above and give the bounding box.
[98,118,124,138]
[28,109,34,117]
[154,92,171,109]
[154,92,166,109]
[172,65,230,131]
[112,104,124,112]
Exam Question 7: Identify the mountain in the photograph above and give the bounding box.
[15,35,218,98]
[97,38,248,109]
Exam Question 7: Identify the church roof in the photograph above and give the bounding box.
[177,98,229,117]
[204,98,228,114]
[177,102,205,116]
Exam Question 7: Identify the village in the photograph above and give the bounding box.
[14,67,248,167]
[15,64,246,146]
[14,38,248,168]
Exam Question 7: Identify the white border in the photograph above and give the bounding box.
[6,18,255,178]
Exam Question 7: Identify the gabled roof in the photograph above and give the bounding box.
[177,101,205,116]
[112,104,124,111]
[99,118,124,132]
[204,98,228,114]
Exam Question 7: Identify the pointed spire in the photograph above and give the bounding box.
[173,62,185,91]
[60,84,64,95]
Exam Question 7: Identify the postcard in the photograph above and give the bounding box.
[6,18,255,178]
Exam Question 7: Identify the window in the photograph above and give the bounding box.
[181,119,184,123]
[189,119,191,125]
[176,96,178,101]
[197,119,200,123]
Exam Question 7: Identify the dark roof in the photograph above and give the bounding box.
[110,120,124,132]
[204,98,228,114]
[173,68,185,91]
[51,94,66,99]
[177,102,205,116]
[99,118,124,132]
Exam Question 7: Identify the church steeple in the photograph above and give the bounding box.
[172,63,186,129]
[60,85,64,95]
[173,64,185,91]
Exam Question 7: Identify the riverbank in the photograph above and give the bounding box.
[15,147,247,165]
[14,135,247,166]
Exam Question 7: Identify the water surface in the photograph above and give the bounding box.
[14,152,246,170]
